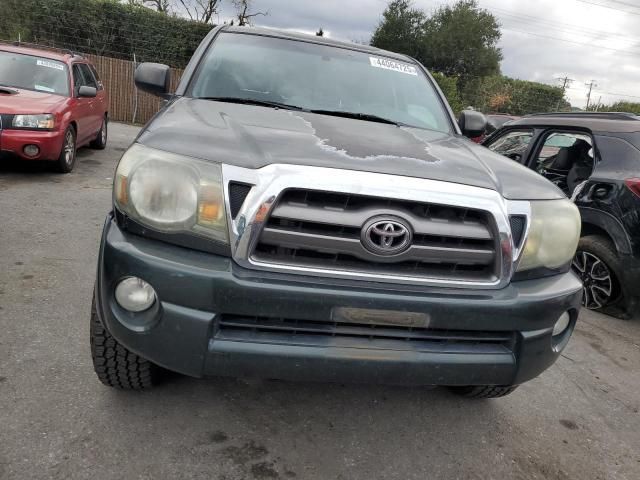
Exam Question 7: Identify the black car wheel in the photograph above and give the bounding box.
[572,235,624,312]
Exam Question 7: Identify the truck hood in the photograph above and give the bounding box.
[137,97,564,201]
[0,87,68,114]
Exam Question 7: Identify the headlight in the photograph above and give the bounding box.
[13,114,55,129]
[114,144,228,244]
[516,200,580,272]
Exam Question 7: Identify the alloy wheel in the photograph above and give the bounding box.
[572,250,613,309]
[64,130,75,166]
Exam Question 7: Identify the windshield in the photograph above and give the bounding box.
[189,33,452,132]
[0,51,69,96]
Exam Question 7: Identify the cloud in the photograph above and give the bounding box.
[214,0,640,107]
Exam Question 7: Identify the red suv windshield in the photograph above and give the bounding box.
[0,50,69,96]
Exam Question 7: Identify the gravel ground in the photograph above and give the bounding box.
[1,122,639,480]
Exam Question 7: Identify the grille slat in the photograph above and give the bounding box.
[260,227,495,265]
[251,189,499,282]
[219,316,513,343]
[271,202,492,240]
[217,315,515,353]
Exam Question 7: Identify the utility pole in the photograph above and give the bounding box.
[555,76,574,110]
[595,96,602,112]
[585,80,597,109]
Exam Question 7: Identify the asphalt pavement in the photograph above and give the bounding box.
[1,122,639,480]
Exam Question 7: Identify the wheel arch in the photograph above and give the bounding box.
[579,207,632,255]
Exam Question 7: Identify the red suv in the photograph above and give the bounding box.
[0,43,109,172]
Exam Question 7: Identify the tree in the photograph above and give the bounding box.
[316,27,324,37]
[232,0,267,26]
[5,0,213,67]
[462,75,565,115]
[431,72,463,113]
[371,0,502,86]
[128,0,170,13]
[587,101,640,114]
[177,0,221,23]
[370,0,426,59]
[421,0,501,85]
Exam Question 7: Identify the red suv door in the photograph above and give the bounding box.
[77,62,105,133]
[70,63,95,143]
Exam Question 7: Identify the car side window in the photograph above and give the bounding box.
[78,63,98,89]
[486,129,533,163]
[72,64,88,95]
[88,64,103,90]
[533,131,594,197]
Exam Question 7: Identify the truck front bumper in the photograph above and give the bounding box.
[95,216,583,386]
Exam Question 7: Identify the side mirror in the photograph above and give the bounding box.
[458,110,487,139]
[135,62,171,98]
[78,86,97,98]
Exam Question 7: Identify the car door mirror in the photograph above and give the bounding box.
[458,110,487,139]
[135,62,171,98]
[78,86,97,98]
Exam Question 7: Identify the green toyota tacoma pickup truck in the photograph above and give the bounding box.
[90,26,582,398]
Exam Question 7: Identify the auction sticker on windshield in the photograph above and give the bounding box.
[36,59,64,71]
[369,57,417,75]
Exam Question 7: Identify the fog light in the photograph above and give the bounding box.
[23,144,40,157]
[553,311,571,337]
[115,277,156,312]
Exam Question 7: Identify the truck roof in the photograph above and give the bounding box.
[222,25,414,62]
[507,112,640,133]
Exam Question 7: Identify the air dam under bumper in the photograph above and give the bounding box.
[95,216,583,386]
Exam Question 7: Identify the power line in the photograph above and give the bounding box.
[572,0,640,15]
[599,0,640,10]
[500,27,640,56]
[484,2,640,44]
[598,90,640,99]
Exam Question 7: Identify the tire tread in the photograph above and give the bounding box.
[449,385,519,398]
[90,296,159,390]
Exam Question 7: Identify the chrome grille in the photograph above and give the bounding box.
[251,189,499,282]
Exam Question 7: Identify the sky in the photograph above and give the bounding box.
[211,0,640,108]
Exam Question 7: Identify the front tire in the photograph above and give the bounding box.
[90,116,108,149]
[572,235,627,316]
[56,126,76,173]
[449,385,519,399]
[90,295,162,390]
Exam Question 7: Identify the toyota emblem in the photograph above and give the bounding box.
[361,217,412,256]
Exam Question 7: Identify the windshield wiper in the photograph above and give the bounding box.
[196,96,305,111]
[308,109,404,126]
[196,98,409,127]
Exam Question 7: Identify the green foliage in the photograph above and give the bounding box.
[371,0,501,86]
[371,0,568,115]
[370,0,426,59]
[0,0,213,67]
[422,0,501,84]
[431,72,463,113]
[586,101,640,114]
[462,75,565,115]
